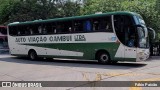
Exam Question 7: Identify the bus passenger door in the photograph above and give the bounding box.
[123,19,137,60]
[124,46,137,60]
[114,43,125,60]
[113,15,126,60]
[113,15,137,61]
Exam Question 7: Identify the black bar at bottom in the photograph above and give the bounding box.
[0,81,159,87]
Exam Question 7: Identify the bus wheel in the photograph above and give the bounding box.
[97,52,110,64]
[28,50,37,60]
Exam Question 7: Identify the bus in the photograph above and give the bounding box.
[0,26,8,54]
[7,11,155,64]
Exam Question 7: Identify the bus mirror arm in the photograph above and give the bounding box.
[147,27,156,39]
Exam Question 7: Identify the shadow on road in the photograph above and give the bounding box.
[0,55,147,69]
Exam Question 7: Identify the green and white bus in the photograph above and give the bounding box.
[7,11,155,64]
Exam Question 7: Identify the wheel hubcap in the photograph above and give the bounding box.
[100,54,108,62]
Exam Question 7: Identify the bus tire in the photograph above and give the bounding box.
[28,50,37,60]
[97,51,111,64]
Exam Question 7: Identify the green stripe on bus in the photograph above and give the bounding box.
[22,43,120,60]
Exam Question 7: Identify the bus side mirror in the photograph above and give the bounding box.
[136,25,148,38]
[147,27,156,39]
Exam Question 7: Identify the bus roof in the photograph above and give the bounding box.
[8,11,139,26]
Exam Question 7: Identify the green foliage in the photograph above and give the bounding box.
[0,0,81,24]
[81,0,121,15]
[0,0,18,25]
[156,0,160,14]
[55,0,81,17]
[81,0,160,40]
[9,0,57,22]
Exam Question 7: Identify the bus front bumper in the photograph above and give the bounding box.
[136,51,150,62]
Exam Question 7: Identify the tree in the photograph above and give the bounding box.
[0,0,82,24]
[156,0,160,14]
[0,0,18,25]
[81,0,122,15]
[81,0,160,40]
[9,0,58,22]
[55,0,81,17]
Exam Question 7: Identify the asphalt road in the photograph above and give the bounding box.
[0,54,160,90]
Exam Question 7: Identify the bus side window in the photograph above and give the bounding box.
[30,28,34,35]
[45,23,56,34]
[63,21,72,33]
[83,20,92,32]
[38,26,43,34]
[92,17,113,32]
[104,16,113,32]
[16,25,28,36]
[19,26,26,36]
[92,18,100,31]
[99,19,107,31]
[22,26,30,35]
[17,30,21,36]
[29,24,38,35]
[52,24,56,34]
[42,26,47,34]
[56,23,62,33]
[73,20,83,32]
[26,27,34,35]
[54,28,56,33]
[24,27,29,35]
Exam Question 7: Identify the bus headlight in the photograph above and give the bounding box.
[138,52,145,60]
[138,51,149,61]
